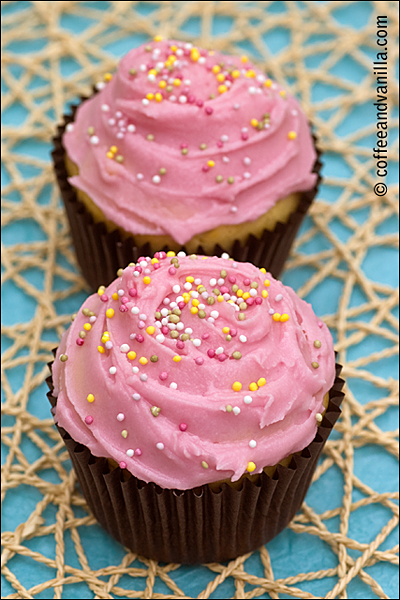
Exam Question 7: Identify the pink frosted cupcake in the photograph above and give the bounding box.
[47,252,344,563]
[53,38,321,290]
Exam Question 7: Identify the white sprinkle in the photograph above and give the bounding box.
[210,310,219,319]
[142,98,150,106]
[223,293,230,300]
[161,308,169,317]
[177,251,186,257]
[243,172,251,179]
[201,291,209,299]
[170,382,178,390]
[153,175,161,184]
[232,262,238,268]
[139,260,147,268]
[193,339,201,347]
[191,291,199,298]
[90,135,99,145]
[257,74,265,82]
[194,278,202,285]
[184,42,193,49]
[140,64,147,72]
[275,294,283,302]
[215,347,224,355]
[155,321,162,329]
[176,296,184,303]
[210,278,217,286]
[233,407,241,415]
[244,395,253,404]
[132,366,139,374]
[109,366,117,375]
[179,95,187,104]
[198,56,206,64]
[139,314,147,321]
[156,61,164,69]
[221,253,230,259]
[184,282,192,290]
[222,156,230,163]
[117,413,125,422]
[231,206,238,213]
[239,335,247,343]
[115,111,122,118]
[218,278,225,286]
[169,95,177,102]
[198,303,205,310]
[101,103,110,112]
[250,288,257,297]
[127,124,136,132]
[136,173,144,180]
[160,318,168,325]
[89,315,97,323]
[183,79,191,86]
[207,317,215,324]
[66,123,74,132]
[221,134,229,142]
[292,109,298,116]
[108,118,116,126]
[234,103,240,110]
[269,308,275,315]
[131,307,140,315]
[156,334,165,343]
[120,344,130,353]
[185,328,193,335]
[249,86,257,94]
[173,284,181,294]
[170,302,177,309]
[156,442,165,450]
[132,393,140,401]
[118,289,124,296]
[249,439,257,448]
[95,81,105,90]
[244,157,251,165]
[130,333,136,340]
[126,449,134,457]
[140,374,148,382]
[148,73,156,82]
[316,413,323,423]
[176,322,184,331]
[163,297,170,305]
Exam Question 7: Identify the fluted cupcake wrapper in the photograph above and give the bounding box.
[52,100,322,291]
[46,360,344,564]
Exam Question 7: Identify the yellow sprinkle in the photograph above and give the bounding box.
[232,381,242,392]
[182,292,190,299]
[167,251,176,257]
[251,118,259,128]
[241,55,248,63]
[264,279,270,287]
[237,289,243,298]
[151,258,159,264]
[83,323,91,331]
[173,355,182,363]
[127,351,136,360]
[191,307,198,314]
[216,73,225,82]
[155,92,163,102]
[106,308,114,318]
[106,151,114,159]
[288,131,297,140]
[173,78,181,87]
[110,146,117,153]
[167,54,177,64]
[97,345,105,354]
[87,394,95,403]
[242,292,250,300]
[148,68,157,76]
[222,327,230,334]
[232,69,240,78]
[146,326,156,335]
[246,69,256,78]
[247,461,256,473]
[170,45,177,52]
[97,286,105,296]
[212,65,221,74]
[146,92,154,100]
[207,160,215,167]
[260,268,266,274]
[279,90,286,98]
[154,35,163,42]
[218,84,228,94]
[280,313,290,322]
[264,79,272,88]
[192,298,199,307]
[159,80,167,89]
[186,276,194,283]
[190,47,200,61]
[143,276,151,285]
[112,293,119,301]
[249,382,258,391]
[104,72,113,81]
[197,284,203,290]
[262,290,268,298]
[139,357,148,365]
[272,313,281,322]
[217,295,224,302]
[257,378,266,387]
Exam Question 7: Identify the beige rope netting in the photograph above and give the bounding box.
[1,1,399,598]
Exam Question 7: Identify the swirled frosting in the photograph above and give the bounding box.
[63,39,317,245]
[53,253,335,490]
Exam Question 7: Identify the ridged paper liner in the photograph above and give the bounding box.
[46,359,344,564]
[52,99,322,291]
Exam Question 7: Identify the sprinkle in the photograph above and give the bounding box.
[226,405,233,412]
[173,355,182,363]
[85,416,93,425]
[201,460,209,469]
[275,294,283,302]
[90,135,99,145]
[109,366,117,374]
[239,335,247,343]
[143,276,151,284]
[97,345,104,353]
[120,344,130,353]
[152,175,161,184]
[135,448,142,456]
[169,382,178,389]
[257,378,266,387]
[316,413,323,423]
[272,313,281,322]
[133,393,141,401]
[117,413,125,422]
[59,354,68,362]
[314,340,322,348]
[139,357,148,365]
[312,362,320,369]
[210,310,219,319]
[232,351,242,360]
[244,395,252,404]
[247,461,256,473]
[140,374,148,381]
[216,175,224,183]
[193,339,201,347]
[227,176,235,184]
[249,382,258,391]
[131,307,140,315]
[262,290,268,298]
[87,394,94,403]
[151,406,161,417]
[288,131,297,140]
[146,326,155,335]
[150,355,158,363]
[264,279,270,287]
[195,357,204,365]
[119,461,127,469]
[233,406,241,415]
[159,372,168,381]
[179,423,187,432]
[126,449,134,457]
[106,308,114,318]
[232,381,242,392]
[280,314,289,322]
[156,442,164,450]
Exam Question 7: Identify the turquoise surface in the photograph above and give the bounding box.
[2,1,398,598]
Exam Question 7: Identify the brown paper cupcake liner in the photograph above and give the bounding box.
[46,359,344,564]
[52,98,322,291]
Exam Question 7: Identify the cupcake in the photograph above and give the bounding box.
[47,252,343,563]
[52,38,322,290]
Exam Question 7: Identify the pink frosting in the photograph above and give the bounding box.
[53,253,335,490]
[63,39,317,245]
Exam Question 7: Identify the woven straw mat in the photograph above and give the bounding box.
[1,1,399,599]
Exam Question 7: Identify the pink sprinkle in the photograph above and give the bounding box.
[180,143,188,149]
[159,251,167,259]
[100,294,108,302]
[220,285,229,294]
[230,329,237,337]
[202,165,210,172]
[318,321,323,328]
[178,301,185,309]
[188,94,196,104]
[138,321,145,329]
[179,423,187,431]
[135,448,142,456]
[153,263,161,270]
[244,278,251,286]
[85,416,93,425]
[161,326,169,335]
[168,266,176,275]
[146,63,154,70]
[176,341,185,350]
[119,305,128,312]
[76,338,84,346]
[246,297,254,306]
[135,266,143,274]
[129,288,137,297]
[119,461,127,469]
[255,297,262,305]
[195,357,204,365]
[159,372,168,381]
[196,100,204,107]
[225,74,234,82]
[154,252,161,259]
[228,276,236,284]
[205,106,213,115]
[218,353,228,362]
[207,349,215,358]
[121,296,129,304]
[202,332,210,340]
[217,140,223,148]
[241,132,249,141]
[136,334,144,343]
